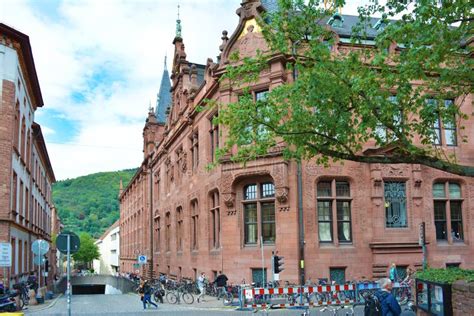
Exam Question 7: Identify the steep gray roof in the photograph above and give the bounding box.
[260,1,388,40]
[156,63,172,124]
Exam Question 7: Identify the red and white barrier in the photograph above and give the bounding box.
[242,285,356,309]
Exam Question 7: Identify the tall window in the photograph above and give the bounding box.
[209,113,219,162]
[26,129,31,168]
[384,181,407,228]
[176,207,183,251]
[427,99,457,146]
[165,212,171,252]
[19,181,24,222]
[243,181,275,245]
[14,101,20,149]
[433,182,463,242]
[155,217,160,252]
[374,95,400,142]
[12,172,18,215]
[317,180,352,243]
[20,117,26,158]
[210,191,220,249]
[191,200,199,250]
[191,131,199,171]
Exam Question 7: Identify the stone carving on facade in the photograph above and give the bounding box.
[381,164,409,177]
[276,187,289,204]
[223,193,236,208]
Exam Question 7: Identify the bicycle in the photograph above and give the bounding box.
[166,285,194,304]
[217,285,235,306]
[320,305,354,315]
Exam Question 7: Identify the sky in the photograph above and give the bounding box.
[0,0,368,181]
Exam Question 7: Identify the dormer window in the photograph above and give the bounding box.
[374,19,386,31]
[327,13,344,28]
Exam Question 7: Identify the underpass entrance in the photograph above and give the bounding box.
[72,284,106,295]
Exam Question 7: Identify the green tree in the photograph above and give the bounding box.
[52,168,136,237]
[72,232,100,268]
[216,0,473,176]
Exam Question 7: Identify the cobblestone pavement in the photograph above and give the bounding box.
[23,293,368,315]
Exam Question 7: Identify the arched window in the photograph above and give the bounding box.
[243,181,275,245]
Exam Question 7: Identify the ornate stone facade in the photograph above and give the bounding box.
[119,1,474,284]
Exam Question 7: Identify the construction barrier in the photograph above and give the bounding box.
[241,284,356,309]
[239,282,411,310]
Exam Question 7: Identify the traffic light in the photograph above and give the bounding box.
[273,255,284,274]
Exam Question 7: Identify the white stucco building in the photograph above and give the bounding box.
[93,220,120,275]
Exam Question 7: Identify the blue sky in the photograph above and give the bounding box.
[0,0,365,180]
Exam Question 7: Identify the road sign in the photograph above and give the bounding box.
[138,255,147,264]
[32,239,49,256]
[56,232,80,254]
[33,255,46,266]
[0,243,12,267]
[133,263,140,269]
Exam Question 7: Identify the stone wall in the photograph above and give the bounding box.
[452,280,474,316]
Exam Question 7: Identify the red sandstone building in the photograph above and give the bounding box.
[120,1,473,284]
[0,23,57,287]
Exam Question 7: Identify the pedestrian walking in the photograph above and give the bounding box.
[139,280,158,310]
[375,278,401,316]
[389,263,399,282]
[215,272,228,300]
[197,272,207,303]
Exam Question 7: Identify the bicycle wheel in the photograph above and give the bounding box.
[223,292,233,306]
[166,292,178,304]
[182,292,194,304]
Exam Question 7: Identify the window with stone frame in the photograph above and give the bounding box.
[317,180,352,243]
[176,206,183,251]
[209,113,219,163]
[427,99,457,146]
[12,171,18,216]
[165,212,171,252]
[243,181,275,245]
[191,200,199,250]
[374,95,401,142]
[26,129,31,168]
[14,101,20,150]
[20,117,26,159]
[384,181,408,228]
[209,190,220,249]
[433,182,464,243]
[19,180,24,223]
[190,131,199,172]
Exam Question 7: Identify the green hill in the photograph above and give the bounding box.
[52,168,137,238]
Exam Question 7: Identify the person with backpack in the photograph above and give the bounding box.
[138,279,158,310]
[371,278,401,316]
[215,272,228,300]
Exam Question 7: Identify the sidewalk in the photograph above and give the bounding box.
[131,292,238,310]
[23,294,63,314]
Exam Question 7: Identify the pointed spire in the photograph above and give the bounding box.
[175,4,182,38]
[164,54,167,69]
[155,56,172,124]
[119,178,123,196]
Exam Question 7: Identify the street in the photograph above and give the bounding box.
[24,293,368,316]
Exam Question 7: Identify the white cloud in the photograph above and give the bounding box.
[0,0,238,180]
[0,0,372,180]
